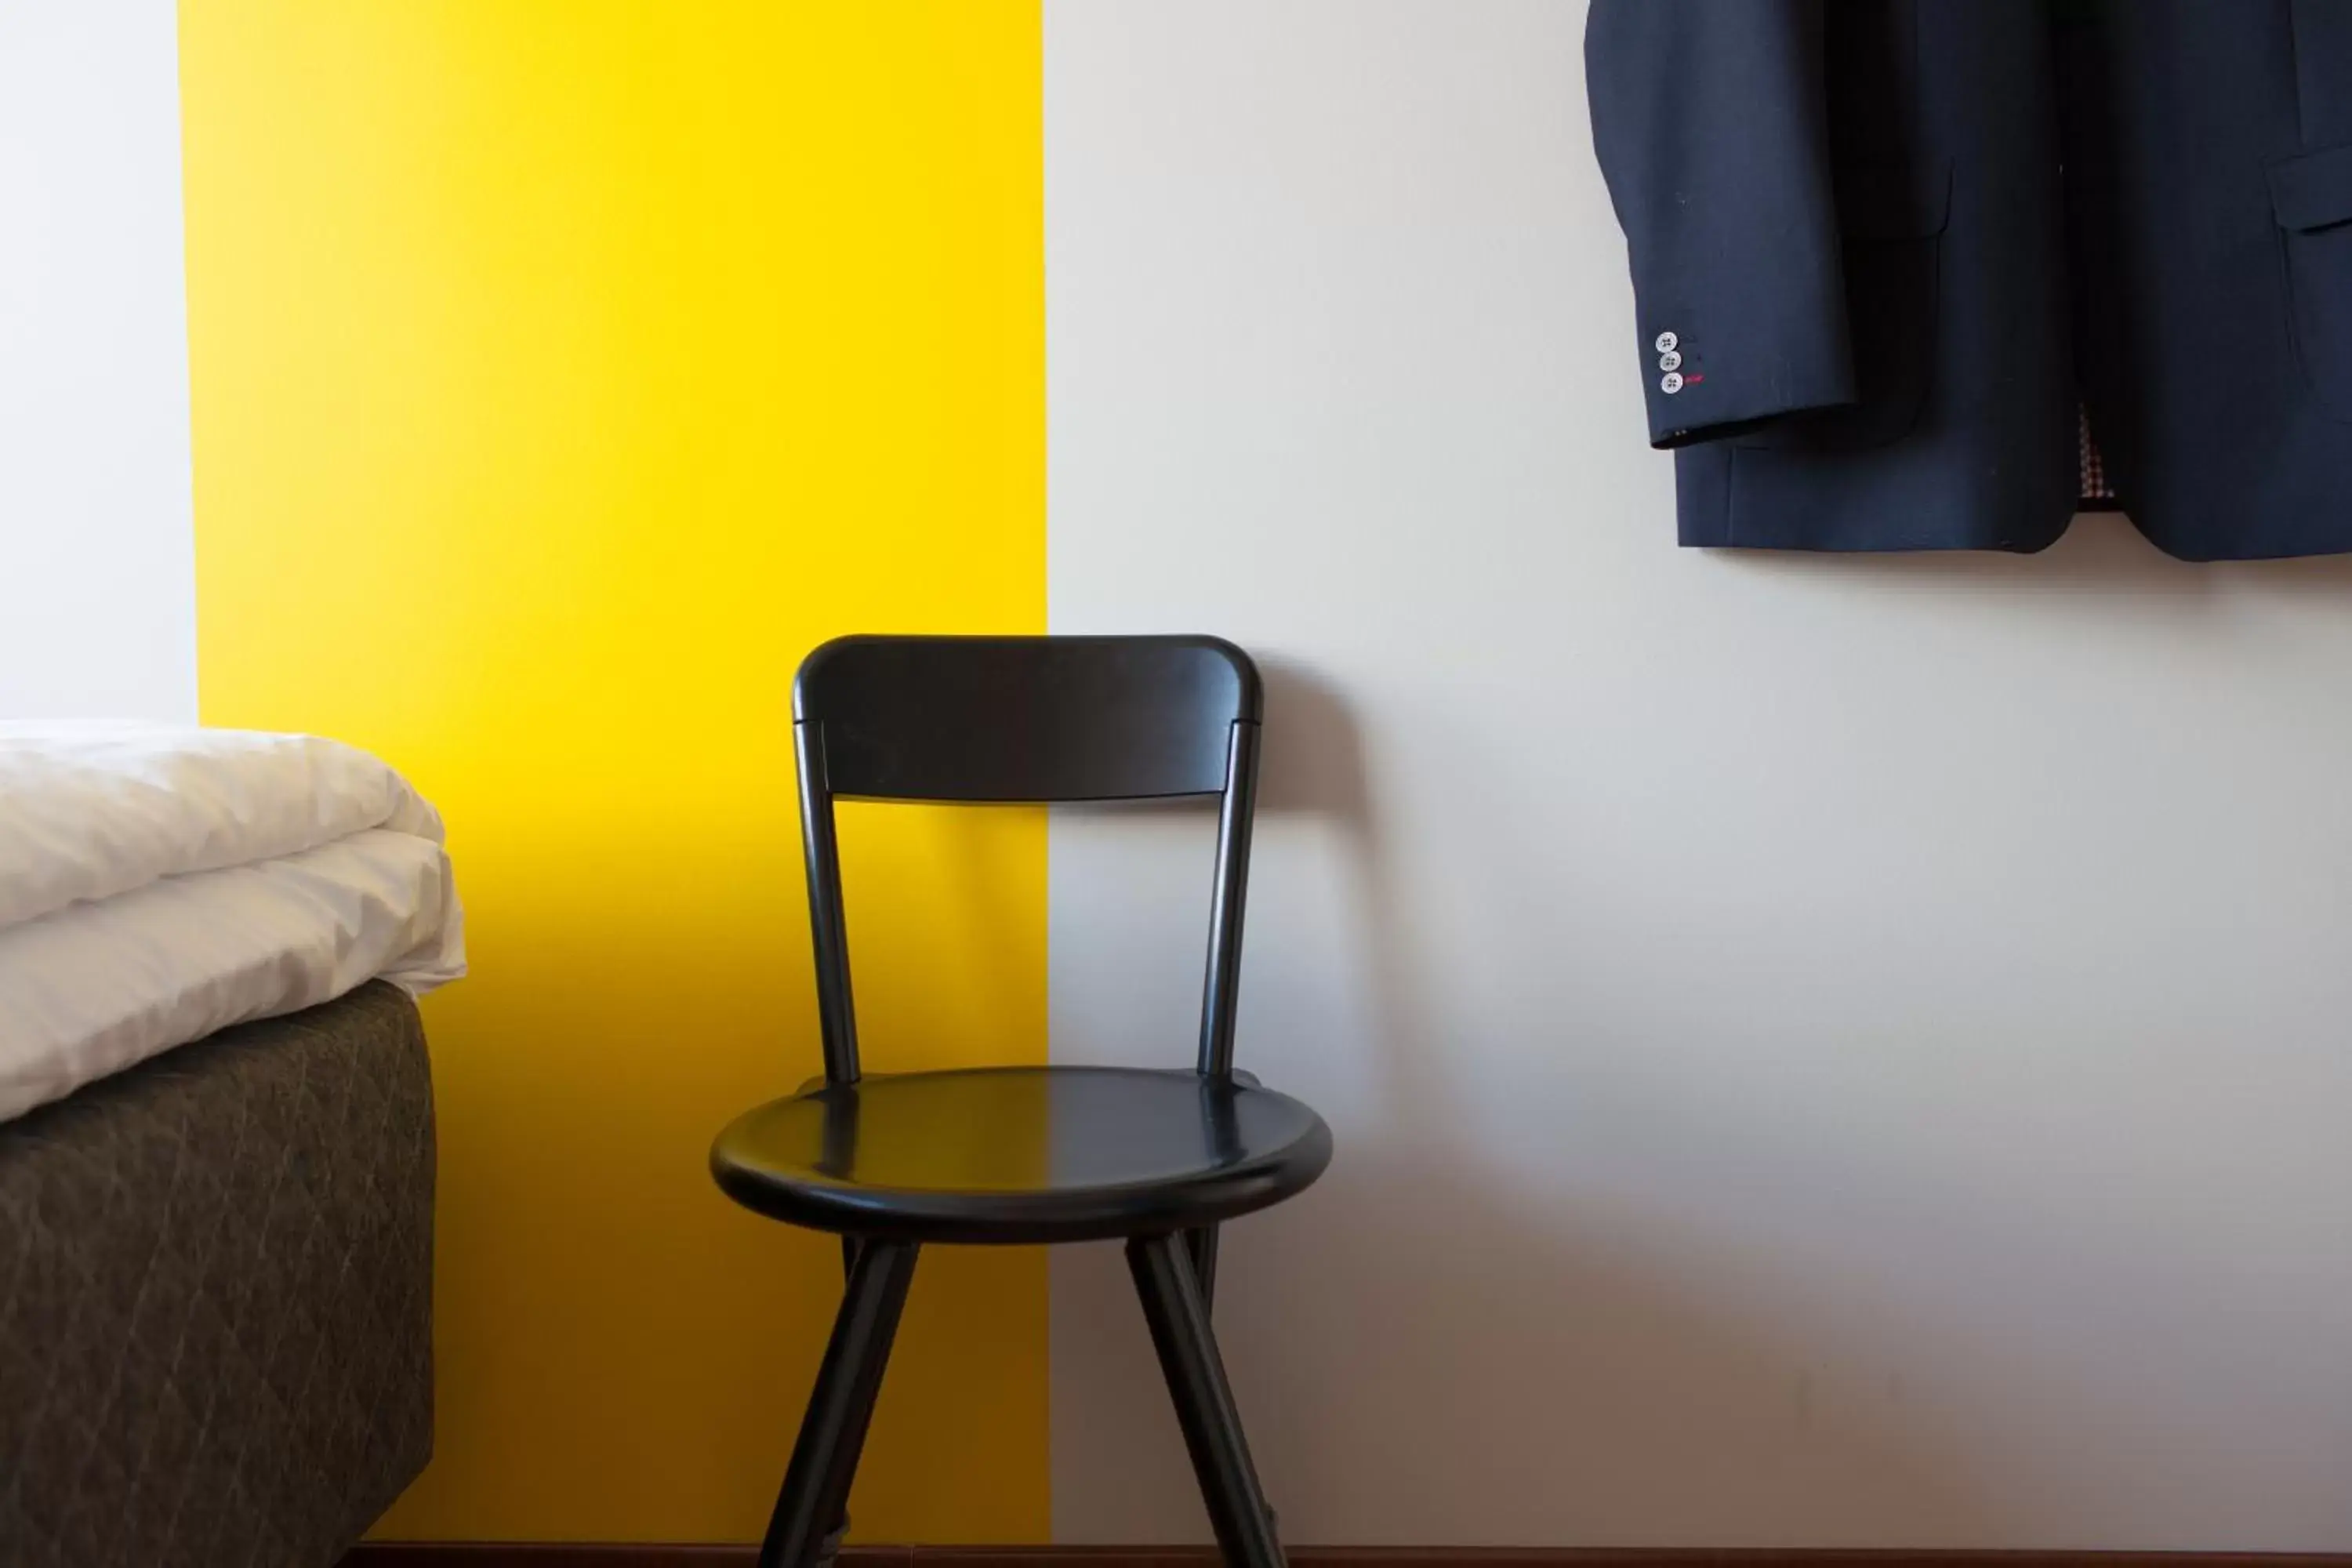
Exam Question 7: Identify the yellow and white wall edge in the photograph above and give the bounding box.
[11,0,2352,1553]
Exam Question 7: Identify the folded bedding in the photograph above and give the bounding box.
[0,724,464,1121]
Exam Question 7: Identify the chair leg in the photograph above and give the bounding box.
[811,1236,869,1568]
[1184,1225,1221,1308]
[759,1239,920,1568]
[1126,1232,1285,1568]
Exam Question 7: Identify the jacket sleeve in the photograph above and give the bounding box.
[1585,0,1856,448]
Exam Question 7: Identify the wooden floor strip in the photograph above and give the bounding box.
[342,1547,2352,1568]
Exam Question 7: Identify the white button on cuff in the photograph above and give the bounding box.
[1658,350,1682,372]
[1654,330,1679,354]
[1661,371,1685,394]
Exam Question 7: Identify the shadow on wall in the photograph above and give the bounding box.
[1171,660,1987,1544]
[1725,510,2352,598]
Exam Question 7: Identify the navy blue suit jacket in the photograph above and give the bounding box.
[1587,0,2352,559]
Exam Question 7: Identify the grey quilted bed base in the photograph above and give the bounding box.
[0,980,434,1568]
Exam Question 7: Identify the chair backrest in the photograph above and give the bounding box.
[793,634,1264,1086]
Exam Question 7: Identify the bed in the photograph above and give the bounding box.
[0,725,462,1567]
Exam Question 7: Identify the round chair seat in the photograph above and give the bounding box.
[710,1065,1333,1244]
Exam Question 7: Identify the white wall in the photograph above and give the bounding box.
[1046,0,2352,1548]
[0,2,196,721]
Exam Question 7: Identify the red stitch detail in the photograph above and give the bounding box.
[1686,374,1704,384]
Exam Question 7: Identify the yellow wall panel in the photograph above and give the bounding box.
[180,0,1047,1541]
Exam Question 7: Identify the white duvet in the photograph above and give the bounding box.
[0,723,465,1121]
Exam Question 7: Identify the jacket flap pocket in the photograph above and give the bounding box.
[1835,159,1952,241]
[2270,143,2352,233]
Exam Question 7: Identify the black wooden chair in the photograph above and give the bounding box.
[710,634,1334,1568]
